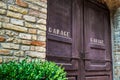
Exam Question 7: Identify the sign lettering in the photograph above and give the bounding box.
[48,27,70,38]
[90,38,104,45]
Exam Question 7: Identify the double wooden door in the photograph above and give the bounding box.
[47,0,112,80]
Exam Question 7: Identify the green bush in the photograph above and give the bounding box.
[0,59,67,80]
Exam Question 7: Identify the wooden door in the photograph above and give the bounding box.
[46,0,112,80]
[46,0,80,79]
[83,0,112,80]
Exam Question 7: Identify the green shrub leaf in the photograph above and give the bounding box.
[0,59,67,80]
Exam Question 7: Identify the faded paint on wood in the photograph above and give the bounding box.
[47,0,112,80]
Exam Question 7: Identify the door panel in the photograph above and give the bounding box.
[86,76,109,80]
[68,77,76,80]
[47,0,79,78]
[84,0,111,71]
[47,0,72,63]
[84,0,112,80]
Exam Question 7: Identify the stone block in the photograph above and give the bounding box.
[39,13,47,19]
[30,46,35,51]
[14,51,24,57]
[0,57,2,63]
[35,46,46,52]
[36,1,47,8]
[0,30,5,36]
[21,45,30,51]
[3,57,18,62]
[37,30,46,36]
[13,38,21,43]
[1,43,20,49]
[0,9,6,15]
[38,36,46,41]
[7,11,22,19]
[6,37,14,42]
[11,18,24,26]
[28,3,39,10]
[25,22,35,28]
[5,30,19,37]
[23,15,36,22]
[21,40,31,45]
[31,40,45,46]
[0,1,7,9]
[39,7,47,14]
[0,22,2,28]
[26,51,46,58]
[36,24,46,31]
[37,18,46,24]
[16,0,28,8]
[0,15,9,22]
[3,23,27,32]
[0,36,5,42]
[4,0,15,4]
[8,5,28,14]
[26,0,47,8]
[19,33,32,40]
[0,49,11,56]
[28,29,37,34]
[40,0,47,3]
[31,35,37,40]
[29,9,40,17]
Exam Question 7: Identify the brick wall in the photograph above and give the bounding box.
[0,0,47,63]
[113,8,120,80]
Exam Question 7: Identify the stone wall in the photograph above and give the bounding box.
[113,8,120,80]
[0,0,47,63]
